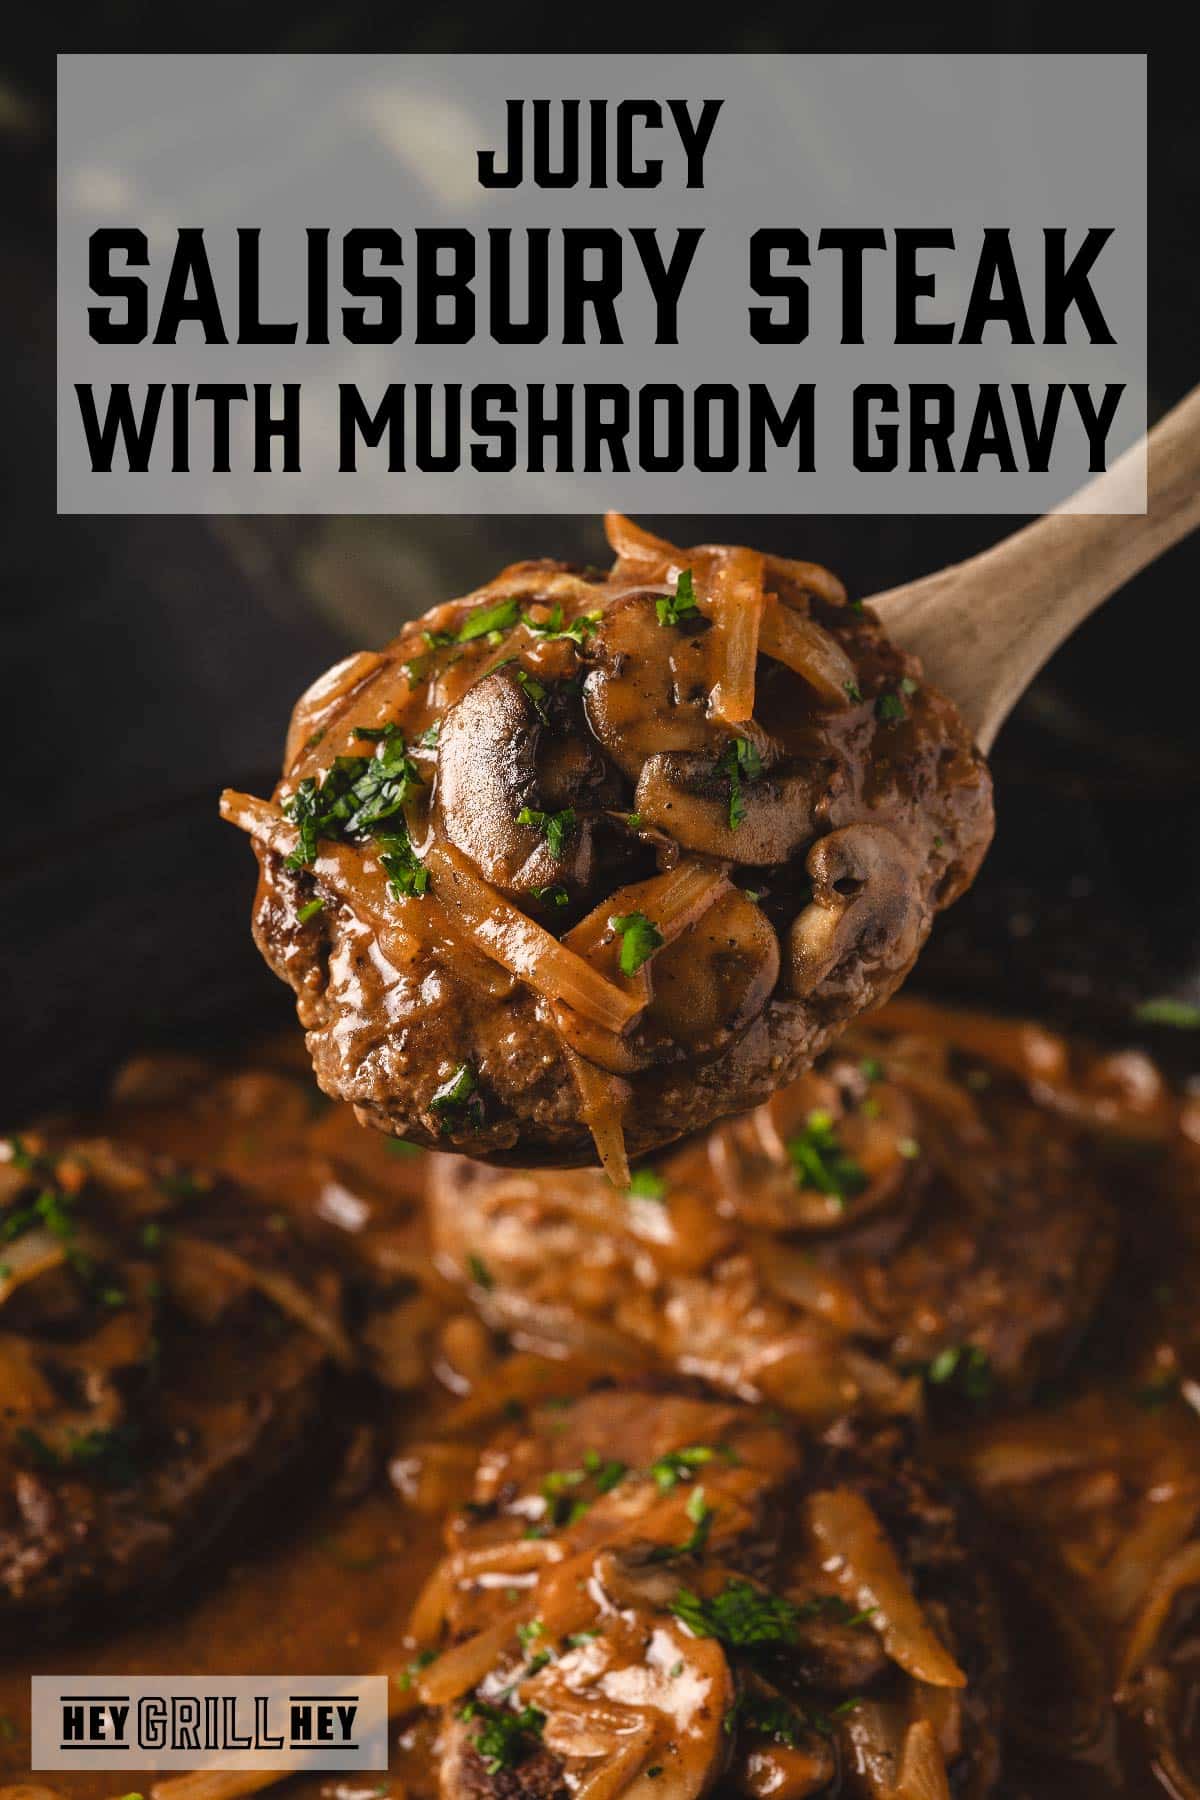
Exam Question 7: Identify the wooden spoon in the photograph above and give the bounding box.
[868,384,1200,752]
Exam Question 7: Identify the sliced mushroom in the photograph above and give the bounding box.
[644,890,781,1057]
[583,591,716,780]
[435,664,603,901]
[635,750,817,864]
[788,825,923,999]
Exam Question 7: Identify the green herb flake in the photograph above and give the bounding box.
[395,1649,437,1692]
[384,1138,424,1159]
[648,1485,714,1564]
[610,911,664,977]
[844,682,864,703]
[431,1063,481,1133]
[531,884,570,909]
[514,667,551,719]
[1134,997,1200,1030]
[671,1578,802,1646]
[876,691,908,725]
[719,735,764,830]
[376,825,428,900]
[466,1252,494,1291]
[650,1445,728,1492]
[627,1168,667,1202]
[522,602,602,645]
[457,1698,547,1774]
[296,896,326,925]
[516,806,577,860]
[787,1110,867,1206]
[926,1343,994,1403]
[283,726,423,868]
[656,568,701,627]
[458,597,522,643]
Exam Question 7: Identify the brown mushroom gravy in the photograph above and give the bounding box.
[1,997,1199,1800]
[222,516,992,1174]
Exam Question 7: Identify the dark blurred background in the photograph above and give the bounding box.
[3,24,1197,1117]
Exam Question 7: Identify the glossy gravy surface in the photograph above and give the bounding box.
[2,1003,1198,1800]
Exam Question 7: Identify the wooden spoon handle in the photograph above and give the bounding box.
[868,383,1200,751]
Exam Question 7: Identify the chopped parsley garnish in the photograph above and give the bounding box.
[296,896,326,924]
[458,597,522,643]
[514,667,550,719]
[16,1423,140,1489]
[384,1137,424,1158]
[627,1168,667,1202]
[647,1484,713,1563]
[376,824,428,899]
[1134,997,1200,1030]
[844,682,863,703]
[900,676,919,696]
[610,911,664,977]
[724,1692,862,1744]
[656,568,701,627]
[541,1450,629,1526]
[466,1252,494,1290]
[876,691,907,724]
[284,725,422,868]
[431,1063,482,1133]
[457,1698,546,1774]
[516,806,577,859]
[926,1343,994,1402]
[396,1649,438,1692]
[786,1110,867,1205]
[522,602,602,645]
[531,883,570,908]
[516,1619,545,1651]
[719,736,764,829]
[649,1444,732,1492]
[859,1058,884,1083]
[671,1578,803,1647]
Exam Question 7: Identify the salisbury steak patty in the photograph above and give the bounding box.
[0,1132,349,1632]
[223,513,991,1174]
[430,1002,1116,1420]
[403,1383,1004,1800]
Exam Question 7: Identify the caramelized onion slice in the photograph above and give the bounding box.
[806,1489,966,1689]
[604,511,679,576]
[0,1228,68,1307]
[759,600,856,706]
[894,1717,952,1800]
[707,547,765,725]
[166,1233,354,1366]
[1118,1537,1200,1690]
[425,840,643,1033]
[564,1046,632,1189]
